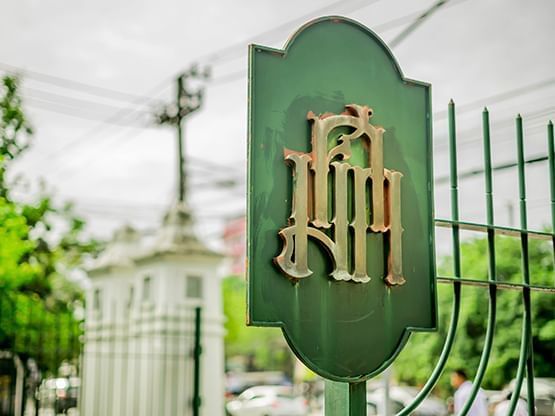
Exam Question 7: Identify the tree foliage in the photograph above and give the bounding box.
[0,75,98,374]
[393,235,554,393]
[222,276,293,374]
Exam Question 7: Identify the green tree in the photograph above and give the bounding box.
[0,75,32,197]
[393,235,554,393]
[222,276,293,375]
[0,75,98,374]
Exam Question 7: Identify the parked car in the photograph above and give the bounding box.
[226,385,308,416]
[225,371,290,397]
[366,391,405,415]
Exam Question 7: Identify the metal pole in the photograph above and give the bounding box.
[324,380,366,416]
[510,115,536,415]
[547,121,555,264]
[399,100,463,416]
[192,306,202,416]
[458,108,498,415]
[177,75,186,203]
[156,67,208,204]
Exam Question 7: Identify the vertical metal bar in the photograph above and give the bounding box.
[547,121,555,268]
[94,316,102,416]
[177,76,186,202]
[147,310,154,416]
[10,297,17,354]
[397,100,462,416]
[120,309,130,416]
[54,313,61,374]
[159,306,168,416]
[78,323,86,416]
[170,311,178,416]
[38,306,44,374]
[508,115,535,415]
[36,305,44,416]
[132,307,141,416]
[8,297,18,416]
[324,380,367,416]
[106,304,115,416]
[65,316,73,399]
[76,317,85,415]
[178,308,185,412]
[349,382,367,416]
[517,116,528,231]
[459,108,498,415]
[63,313,69,364]
[192,306,202,416]
[325,380,349,415]
[26,300,35,414]
[483,109,495,229]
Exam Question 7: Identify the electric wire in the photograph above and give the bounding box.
[24,97,149,127]
[35,77,173,167]
[207,0,472,87]
[0,61,165,105]
[190,0,381,67]
[434,78,555,121]
[22,86,152,120]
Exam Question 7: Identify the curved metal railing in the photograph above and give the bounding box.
[397,102,555,416]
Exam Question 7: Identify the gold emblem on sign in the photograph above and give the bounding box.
[275,104,405,285]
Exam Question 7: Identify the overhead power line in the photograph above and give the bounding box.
[16,2,389,169]
[434,78,555,121]
[207,0,471,87]
[25,97,148,127]
[389,0,453,48]
[45,126,154,179]
[35,77,173,165]
[0,0,379,107]
[434,106,555,151]
[17,0,547,188]
[435,154,549,185]
[0,62,166,105]
[192,0,381,67]
[23,86,151,118]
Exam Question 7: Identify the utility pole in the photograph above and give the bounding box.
[156,65,210,202]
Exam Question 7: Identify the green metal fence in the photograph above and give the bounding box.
[0,292,82,415]
[398,101,554,416]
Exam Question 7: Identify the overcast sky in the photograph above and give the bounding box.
[1,0,554,256]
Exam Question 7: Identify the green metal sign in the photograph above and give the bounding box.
[247,16,437,382]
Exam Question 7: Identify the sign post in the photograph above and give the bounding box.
[247,16,437,414]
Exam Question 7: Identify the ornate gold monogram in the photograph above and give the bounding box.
[275,104,405,285]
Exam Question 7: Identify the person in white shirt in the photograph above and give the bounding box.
[450,369,488,416]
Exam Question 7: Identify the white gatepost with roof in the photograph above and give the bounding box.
[81,201,225,416]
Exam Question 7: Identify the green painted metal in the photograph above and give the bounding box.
[435,219,553,241]
[245,16,554,416]
[325,380,367,416]
[548,121,555,259]
[436,276,554,293]
[325,380,350,415]
[483,109,494,227]
[397,100,463,416]
[458,109,497,416]
[247,16,437,383]
[192,306,202,416]
[400,106,555,416]
[506,115,536,415]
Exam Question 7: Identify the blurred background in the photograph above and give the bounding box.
[0,0,553,415]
